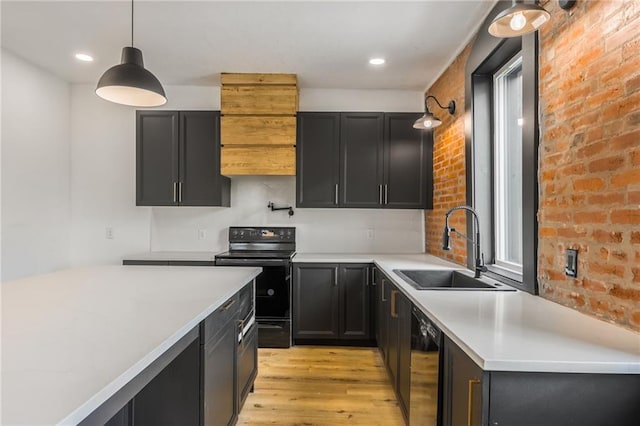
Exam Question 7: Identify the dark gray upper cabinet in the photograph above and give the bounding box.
[296,112,340,208]
[137,111,180,206]
[340,112,385,208]
[136,110,230,207]
[296,112,433,209]
[384,113,433,209]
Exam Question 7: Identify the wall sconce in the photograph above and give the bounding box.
[413,95,456,129]
[488,0,576,38]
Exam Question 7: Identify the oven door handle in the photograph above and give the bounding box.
[216,259,289,266]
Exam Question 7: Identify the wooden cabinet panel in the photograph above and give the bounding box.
[221,146,296,175]
[220,73,298,175]
[221,116,296,145]
[221,73,297,86]
[221,86,298,115]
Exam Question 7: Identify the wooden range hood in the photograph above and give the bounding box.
[220,73,298,175]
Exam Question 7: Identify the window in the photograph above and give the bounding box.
[465,16,538,294]
[493,54,523,274]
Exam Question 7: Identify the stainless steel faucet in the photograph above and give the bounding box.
[443,205,487,278]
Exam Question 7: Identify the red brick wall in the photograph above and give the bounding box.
[538,0,640,331]
[426,1,640,331]
[424,44,473,265]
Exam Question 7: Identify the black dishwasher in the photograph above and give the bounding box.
[410,306,443,426]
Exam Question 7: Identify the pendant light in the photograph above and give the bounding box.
[413,95,455,130]
[96,0,166,107]
[488,0,551,38]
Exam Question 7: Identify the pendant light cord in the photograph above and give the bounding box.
[131,0,134,47]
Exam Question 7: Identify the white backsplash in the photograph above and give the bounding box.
[150,176,424,253]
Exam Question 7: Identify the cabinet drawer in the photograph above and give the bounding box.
[202,293,239,344]
[221,116,296,145]
[221,146,296,175]
[221,86,298,115]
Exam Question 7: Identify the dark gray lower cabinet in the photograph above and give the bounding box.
[203,325,237,426]
[442,336,640,426]
[102,283,257,426]
[293,263,340,339]
[376,274,411,423]
[293,263,371,341]
[442,336,484,426]
[133,339,201,426]
[237,322,258,408]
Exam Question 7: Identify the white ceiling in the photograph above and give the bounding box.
[1,1,497,90]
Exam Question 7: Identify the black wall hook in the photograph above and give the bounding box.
[267,201,294,216]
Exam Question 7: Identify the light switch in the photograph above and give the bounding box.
[565,249,578,277]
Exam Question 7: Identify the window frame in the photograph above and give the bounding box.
[464,1,539,295]
[493,53,524,275]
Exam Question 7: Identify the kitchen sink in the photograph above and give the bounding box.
[393,269,516,291]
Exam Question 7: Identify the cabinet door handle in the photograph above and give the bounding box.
[334,267,339,286]
[467,379,481,426]
[390,290,398,318]
[222,299,236,311]
[365,267,370,286]
[173,182,177,203]
[178,181,183,203]
[381,279,386,301]
[335,184,339,205]
[378,184,383,204]
[384,184,388,205]
[371,268,376,286]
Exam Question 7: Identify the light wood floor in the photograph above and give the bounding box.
[237,346,405,425]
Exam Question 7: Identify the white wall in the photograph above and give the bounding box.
[151,176,424,253]
[1,50,71,281]
[69,84,220,266]
[68,84,425,266]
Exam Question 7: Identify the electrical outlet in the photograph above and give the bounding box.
[105,227,114,240]
[565,248,578,277]
[366,229,375,240]
[198,229,207,240]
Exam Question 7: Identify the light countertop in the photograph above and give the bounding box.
[123,251,220,262]
[296,252,640,375]
[1,265,260,425]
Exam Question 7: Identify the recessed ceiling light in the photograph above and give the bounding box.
[369,58,386,65]
[75,53,94,62]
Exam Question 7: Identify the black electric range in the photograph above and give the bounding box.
[215,227,296,348]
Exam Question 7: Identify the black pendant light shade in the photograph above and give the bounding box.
[96,47,166,107]
[96,0,166,107]
[488,1,551,38]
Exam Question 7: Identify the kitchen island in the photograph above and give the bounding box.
[1,265,260,425]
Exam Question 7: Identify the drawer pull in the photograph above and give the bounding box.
[222,299,236,311]
[467,379,481,426]
[390,290,398,318]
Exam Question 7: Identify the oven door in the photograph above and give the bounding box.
[255,265,290,319]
